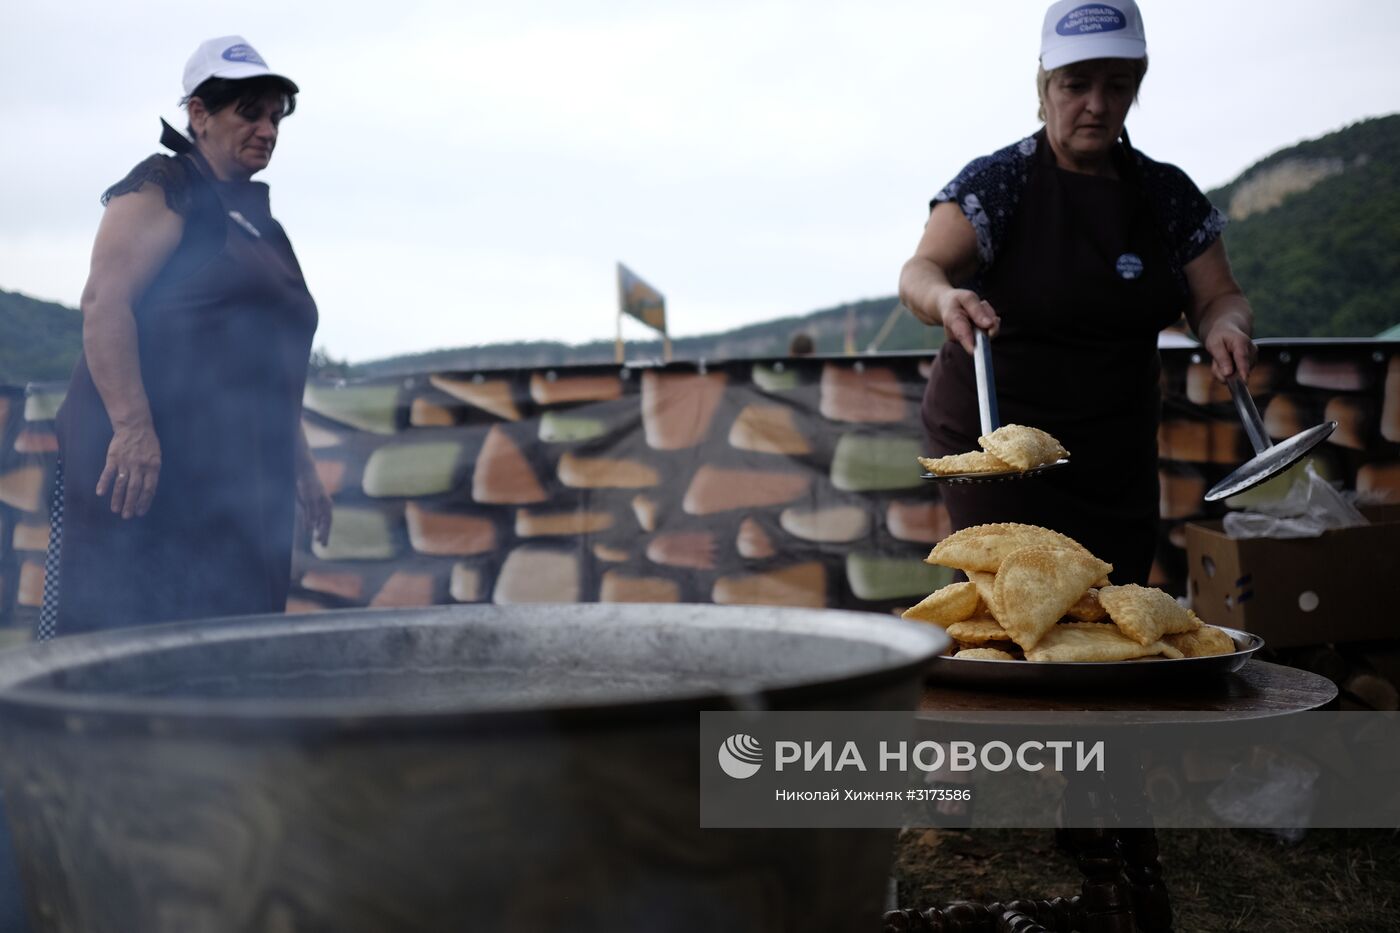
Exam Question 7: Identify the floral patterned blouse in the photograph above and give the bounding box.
[933,130,1227,294]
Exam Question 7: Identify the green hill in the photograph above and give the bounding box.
[0,289,82,384]
[1203,113,1400,338]
[354,296,939,377]
[5,115,1398,384]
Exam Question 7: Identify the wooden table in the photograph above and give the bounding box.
[885,661,1338,933]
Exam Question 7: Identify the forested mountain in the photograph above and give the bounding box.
[1204,113,1400,338]
[0,289,81,384]
[4,115,1397,384]
[352,296,933,378]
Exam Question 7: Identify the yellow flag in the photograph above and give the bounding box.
[617,263,667,334]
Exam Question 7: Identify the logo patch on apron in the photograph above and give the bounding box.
[1116,253,1144,280]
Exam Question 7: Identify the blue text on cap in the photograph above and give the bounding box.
[221,43,268,66]
[1057,5,1127,36]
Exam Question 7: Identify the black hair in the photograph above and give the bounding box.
[184,75,297,138]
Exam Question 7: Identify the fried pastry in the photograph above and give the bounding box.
[1026,623,1183,662]
[1065,588,1107,622]
[1099,585,1202,646]
[917,451,1013,476]
[945,615,1014,647]
[1163,623,1236,658]
[977,424,1069,471]
[965,570,1000,620]
[955,647,1017,661]
[902,581,980,627]
[925,522,1099,573]
[994,546,1113,651]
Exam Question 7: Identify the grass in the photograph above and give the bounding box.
[894,828,1400,932]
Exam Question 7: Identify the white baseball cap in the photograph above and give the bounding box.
[1040,1,1147,70]
[182,35,299,99]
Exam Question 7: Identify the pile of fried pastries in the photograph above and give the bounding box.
[918,424,1068,476]
[903,522,1236,662]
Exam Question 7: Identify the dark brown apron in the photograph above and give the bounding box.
[921,129,1183,584]
[52,134,318,634]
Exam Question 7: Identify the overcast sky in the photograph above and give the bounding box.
[4,0,1398,362]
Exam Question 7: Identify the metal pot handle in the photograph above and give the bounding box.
[1227,375,1272,456]
[973,327,1000,437]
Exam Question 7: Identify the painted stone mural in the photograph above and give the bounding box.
[2,342,1398,635]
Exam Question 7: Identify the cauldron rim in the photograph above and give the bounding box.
[0,603,947,737]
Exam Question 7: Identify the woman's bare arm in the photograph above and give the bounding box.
[898,201,1000,353]
[79,184,183,518]
[1183,238,1256,382]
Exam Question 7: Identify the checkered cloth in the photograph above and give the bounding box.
[36,459,63,641]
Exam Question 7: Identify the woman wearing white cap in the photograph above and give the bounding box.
[899,0,1256,584]
[44,36,331,637]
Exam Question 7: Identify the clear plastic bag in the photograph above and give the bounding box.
[1223,462,1368,540]
[1206,746,1320,843]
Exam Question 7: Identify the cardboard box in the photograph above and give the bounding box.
[1184,505,1400,648]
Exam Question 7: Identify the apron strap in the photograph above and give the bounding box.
[160,118,194,155]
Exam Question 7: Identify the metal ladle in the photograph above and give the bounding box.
[1203,375,1336,502]
[922,328,1070,486]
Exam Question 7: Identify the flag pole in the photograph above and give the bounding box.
[615,263,625,364]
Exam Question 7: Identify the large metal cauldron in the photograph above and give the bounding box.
[0,604,947,933]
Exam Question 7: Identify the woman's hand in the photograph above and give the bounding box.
[296,457,333,547]
[96,422,161,519]
[937,289,1001,354]
[1203,320,1256,383]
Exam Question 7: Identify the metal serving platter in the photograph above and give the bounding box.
[921,458,1070,486]
[927,625,1263,691]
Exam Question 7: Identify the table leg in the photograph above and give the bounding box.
[1112,756,1173,932]
[891,753,1175,932]
[1062,771,1136,933]
[1116,829,1171,932]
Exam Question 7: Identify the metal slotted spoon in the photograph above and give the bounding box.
[922,328,1070,486]
[1204,375,1336,502]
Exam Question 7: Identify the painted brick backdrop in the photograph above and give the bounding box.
[2,341,1397,638]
